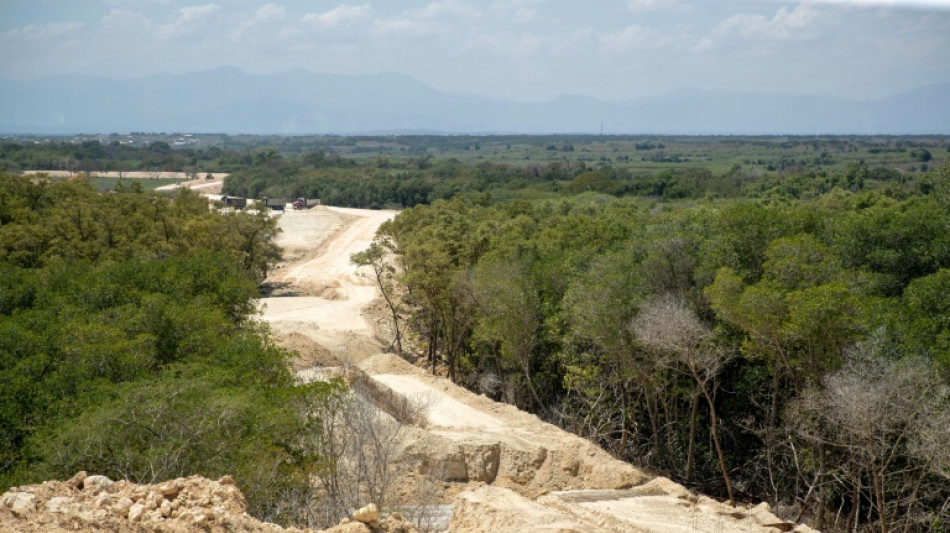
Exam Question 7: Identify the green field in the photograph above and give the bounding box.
[6,134,948,179]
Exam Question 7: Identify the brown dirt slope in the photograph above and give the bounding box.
[0,472,417,533]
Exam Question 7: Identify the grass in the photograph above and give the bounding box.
[311,135,948,176]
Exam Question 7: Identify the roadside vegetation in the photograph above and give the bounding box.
[3,135,950,532]
[0,174,330,525]
[376,159,950,532]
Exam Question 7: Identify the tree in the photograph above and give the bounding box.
[301,377,430,528]
[561,247,658,461]
[631,295,735,502]
[472,254,543,408]
[899,269,950,375]
[352,238,403,353]
[789,344,950,533]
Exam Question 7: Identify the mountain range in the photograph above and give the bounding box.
[1,66,947,135]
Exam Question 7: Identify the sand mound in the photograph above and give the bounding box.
[0,472,419,533]
[273,331,341,370]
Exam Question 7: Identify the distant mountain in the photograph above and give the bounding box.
[0,67,947,134]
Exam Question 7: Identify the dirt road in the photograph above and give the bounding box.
[254,205,815,533]
[259,206,396,369]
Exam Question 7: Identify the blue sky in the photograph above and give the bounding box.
[1,0,948,102]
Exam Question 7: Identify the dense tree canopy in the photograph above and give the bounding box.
[381,161,950,532]
[0,174,323,525]
[4,137,949,532]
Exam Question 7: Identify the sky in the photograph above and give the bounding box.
[1,0,949,103]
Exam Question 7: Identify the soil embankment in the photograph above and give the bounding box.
[1,190,818,532]
[258,205,818,533]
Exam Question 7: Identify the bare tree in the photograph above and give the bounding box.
[299,375,432,529]
[789,340,950,533]
[631,294,736,502]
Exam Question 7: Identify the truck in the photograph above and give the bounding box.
[220,195,247,209]
[293,197,320,210]
[263,197,288,211]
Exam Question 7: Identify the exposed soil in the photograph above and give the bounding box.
[1,176,819,532]
[22,170,229,180]
[258,204,819,533]
[259,206,396,369]
[0,472,416,533]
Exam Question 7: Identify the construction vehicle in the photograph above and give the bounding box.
[293,197,319,210]
[221,195,247,209]
[263,197,288,211]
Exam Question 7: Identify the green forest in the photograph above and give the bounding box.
[2,136,950,532]
[0,174,342,525]
[376,168,950,531]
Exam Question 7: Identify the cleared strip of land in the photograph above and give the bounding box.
[21,170,228,179]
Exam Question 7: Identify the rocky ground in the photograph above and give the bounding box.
[0,471,417,533]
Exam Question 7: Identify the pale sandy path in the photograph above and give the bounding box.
[225,196,807,533]
[373,374,506,431]
[258,206,397,364]
[22,170,228,179]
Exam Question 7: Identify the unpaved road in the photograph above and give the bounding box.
[259,206,396,367]
[22,170,228,180]
[251,203,814,533]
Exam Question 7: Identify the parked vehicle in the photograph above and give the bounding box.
[293,197,320,209]
[263,197,288,211]
[221,195,247,209]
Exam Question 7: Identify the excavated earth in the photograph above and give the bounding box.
[259,206,820,533]
[0,471,416,533]
[1,200,820,533]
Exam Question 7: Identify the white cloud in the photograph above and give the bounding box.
[249,3,286,25]
[156,3,221,39]
[491,0,542,22]
[809,0,950,7]
[598,23,689,52]
[3,21,85,40]
[372,17,427,35]
[303,3,371,30]
[599,24,650,50]
[373,1,480,36]
[513,33,545,56]
[102,8,150,26]
[626,0,686,13]
[713,3,830,40]
[414,0,480,19]
[99,8,154,37]
[101,0,172,5]
[233,3,286,38]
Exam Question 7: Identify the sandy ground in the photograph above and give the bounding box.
[22,170,229,194]
[158,174,811,533]
[154,178,226,194]
[22,170,229,180]
[373,374,506,431]
[258,206,397,366]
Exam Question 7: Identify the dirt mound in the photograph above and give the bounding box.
[451,482,818,533]
[0,472,418,533]
[0,471,292,533]
[359,353,423,376]
[274,331,341,370]
[450,485,607,533]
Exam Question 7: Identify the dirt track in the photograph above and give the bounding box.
[256,204,818,533]
[259,206,396,368]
